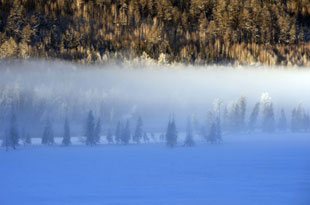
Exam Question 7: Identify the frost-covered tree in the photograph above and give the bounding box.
[85,110,95,146]
[94,118,101,144]
[42,118,54,145]
[248,102,260,132]
[9,113,19,149]
[133,116,143,144]
[115,121,122,144]
[206,118,222,144]
[291,104,304,132]
[121,120,131,145]
[62,117,71,146]
[166,118,177,147]
[238,97,247,131]
[262,103,275,133]
[278,109,287,131]
[184,117,194,147]
[106,128,114,144]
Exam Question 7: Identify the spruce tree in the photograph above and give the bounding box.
[262,103,275,133]
[42,118,54,145]
[62,117,71,146]
[207,122,217,144]
[115,121,122,144]
[133,116,143,144]
[85,110,95,146]
[166,118,177,147]
[9,113,19,149]
[184,117,194,147]
[248,102,260,132]
[121,120,131,145]
[278,109,287,131]
[94,118,101,144]
[106,128,114,144]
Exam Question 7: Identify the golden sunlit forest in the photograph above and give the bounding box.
[1,0,310,65]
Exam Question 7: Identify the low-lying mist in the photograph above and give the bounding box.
[0,60,310,137]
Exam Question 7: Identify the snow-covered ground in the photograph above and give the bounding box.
[0,133,309,205]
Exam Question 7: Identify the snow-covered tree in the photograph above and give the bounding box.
[121,120,131,145]
[184,117,194,147]
[206,118,222,144]
[278,109,287,131]
[62,117,71,146]
[248,102,260,132]
[133,116,143,144]
[166,118,177,147]
[106,128,114,144]
[9,113,19,149]
[115,121,122,144]
[262,103,275,133]
[94,118,101,144]
[85,110,95,146]
[42,118,54,145]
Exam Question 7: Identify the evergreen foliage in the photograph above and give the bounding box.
[85,110,95,146]
[62,117,71,146]
[42,118,54,145]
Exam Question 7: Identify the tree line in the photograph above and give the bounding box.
[2,95,310,150]
[0,0,310,66]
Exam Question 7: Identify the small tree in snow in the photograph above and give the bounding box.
[94,118,101,144]
[85,110,95,146]
[121,120,131,145]
[133,116,143,144]
[166,118,177,147]
[42,118,54,145]
[115,121,122,144]
[9,113,19,149]
[184,117,194,147]
[106,128,114,144]
[248,102,260,132]
[206,118,222,144]
[62,117,71,146]
[278,109,287,131]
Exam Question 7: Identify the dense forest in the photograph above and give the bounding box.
[1,0,310,65]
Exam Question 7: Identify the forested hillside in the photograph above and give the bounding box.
[1,0,310,65]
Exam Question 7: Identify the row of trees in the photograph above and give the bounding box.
[0,0,310,65]
[2,95,310,150]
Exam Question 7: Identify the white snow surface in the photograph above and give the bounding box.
[0,133,309,205]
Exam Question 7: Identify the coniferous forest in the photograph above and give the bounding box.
[1,0,310,65]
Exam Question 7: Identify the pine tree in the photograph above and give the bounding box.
[62,117,71,146]
[85,110,95,146]
[94,118,101,144]
[115,121,122,144]
[207,118,222,144]
[133,116,143,144]
[166,118,177,147]
[9,113,19,149]
[184,116,194,147]
[42,118,54,145]
[278,109,287,131]
[207,122,217,144]
[121,120,131,145]
[106,128,114,144]
[262,103,275,133]
[248,102,260,132]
